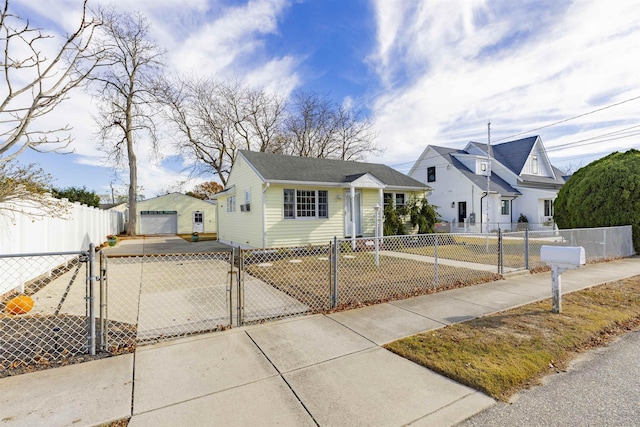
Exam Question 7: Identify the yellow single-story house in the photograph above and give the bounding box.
[213,150,429,249]
[135,192,217,235]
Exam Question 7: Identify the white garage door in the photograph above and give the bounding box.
[140,211,178,234]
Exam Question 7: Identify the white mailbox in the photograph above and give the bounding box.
[540,245,585,268]
[540,245,586,314]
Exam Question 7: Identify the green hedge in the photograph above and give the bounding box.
[554,150,640,251]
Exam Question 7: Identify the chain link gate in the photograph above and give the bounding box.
[101,250,235,347]
[0,248,98,377]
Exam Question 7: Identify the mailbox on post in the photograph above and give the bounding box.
[540,245,585,313]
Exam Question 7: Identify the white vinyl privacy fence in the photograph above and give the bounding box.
[0,199,123,296]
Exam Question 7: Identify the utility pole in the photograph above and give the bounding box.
[486,121,491,228]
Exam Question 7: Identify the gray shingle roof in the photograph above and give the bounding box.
[239,150,426,189]
[492,136,538,175]
[462,136,565,187]
[431,146,521,197]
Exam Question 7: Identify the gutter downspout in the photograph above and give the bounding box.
[262,183,270,249]
[480,192,487,234]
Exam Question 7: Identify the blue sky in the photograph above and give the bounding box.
[9,0,640,200]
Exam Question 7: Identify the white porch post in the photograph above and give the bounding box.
[351,186,356,250]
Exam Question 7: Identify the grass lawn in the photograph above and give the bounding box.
[385,276,640,401]
[393,236,556,269]
[245,251,500,311]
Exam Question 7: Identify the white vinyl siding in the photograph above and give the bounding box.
[217,156,264,247]
[136,193,217,235]
[265,185,343,247]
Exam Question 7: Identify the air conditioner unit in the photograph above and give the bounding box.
[240,204,246,212]
[245,203,251,212]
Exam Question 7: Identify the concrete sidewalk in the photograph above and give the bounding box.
[2,257,640,427]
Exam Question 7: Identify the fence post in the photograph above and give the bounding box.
[434,234,439,287]
[524,228,529,270]
[498,229,503,274]
[235,247,243,327]
[99,251,107,351]
[88,243,96,356]
[328,241,333,309]
[333,237,339,308]
[602,228,607,259]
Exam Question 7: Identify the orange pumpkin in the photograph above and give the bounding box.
[5,295,34,315]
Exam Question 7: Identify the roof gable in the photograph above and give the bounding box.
[491,136,538,175]
[237,150,426,189]
[430,146,520,197]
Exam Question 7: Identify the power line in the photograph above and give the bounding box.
[388,95,640,171]
[492,94,640,143]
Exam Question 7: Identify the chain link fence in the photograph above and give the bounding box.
[524,226,634,271]
[1,225,633,376]
[104,251,234,345]
[334,235,501,308]
[240,245,332,324]
[0,251,93,377]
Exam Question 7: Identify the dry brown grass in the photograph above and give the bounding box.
[244,251,500,311]
[385,276,640,401]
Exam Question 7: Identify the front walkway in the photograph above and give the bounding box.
[380,250,516,273]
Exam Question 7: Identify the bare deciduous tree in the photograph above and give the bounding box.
[90,8,164,235]
[158,77,286,185]
[158,79,380,186]
[282,90,381,161]
[283,91,338,159]
[0,0,101,163]
[333,105,379,161]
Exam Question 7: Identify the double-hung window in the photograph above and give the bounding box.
[227,195,236,213]
[532,155,539,175]
[427,166,436,182]
[501,200,509,215]
[283,189,328,219]
[544,199,554,217]
[383,193,393,209]
[384,192,406,209]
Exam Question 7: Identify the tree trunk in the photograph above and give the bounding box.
[126,129,138,236]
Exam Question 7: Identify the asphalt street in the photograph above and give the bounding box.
[459,329,640,426]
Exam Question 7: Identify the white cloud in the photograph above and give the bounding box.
[7,0,299,197]
[367,0,640,171]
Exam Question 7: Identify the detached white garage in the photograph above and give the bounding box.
[135,193,217,235]
[140,210,178,234]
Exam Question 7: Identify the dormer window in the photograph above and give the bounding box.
[532,155,539,174]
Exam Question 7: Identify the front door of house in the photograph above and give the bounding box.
[193,211,204,233]
[344,191,362,237]
[458,202,467,223]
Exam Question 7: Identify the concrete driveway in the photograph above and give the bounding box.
[30,236,308,344]
[103,235,232,255]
